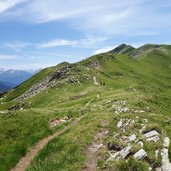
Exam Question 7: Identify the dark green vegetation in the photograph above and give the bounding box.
[0,44,171,171]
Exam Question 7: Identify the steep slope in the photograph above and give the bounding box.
[0,44,171,171]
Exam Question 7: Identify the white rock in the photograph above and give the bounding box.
[106,151,120,162]
[139,125,146,133]
[155,150,159,159]
[163,137,170,148]
[93,76,99,85]
[117,119,123,128]
[146,135,160,142]
[138,141,144,147]
[155,168,161,171]
[59,119,67,123]
[124,119,131,127]
[161,148,171,171]
[128,134,136,142]
[130,120,135,125]
[119,144,132,159]
[133,149,147,160]
[144,130,159,138]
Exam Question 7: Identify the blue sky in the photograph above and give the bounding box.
[0,0,171,69]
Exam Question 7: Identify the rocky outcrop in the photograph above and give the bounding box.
[8,102,32,110]
[17,66,82,100]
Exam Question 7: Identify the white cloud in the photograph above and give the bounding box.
[93,46,117,55]
[0,0,27,13]
[4,41,32,52]
[36,39,78,49]
[4,35,107,51]
[1,0,171,38]
[0,54,16,60]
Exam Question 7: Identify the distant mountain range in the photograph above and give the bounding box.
[0,68,41,92]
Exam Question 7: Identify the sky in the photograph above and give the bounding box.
[0,0,171,70]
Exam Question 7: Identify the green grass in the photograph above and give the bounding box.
[0,44,171,170]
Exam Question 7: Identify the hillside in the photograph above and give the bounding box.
[0,44,171,171]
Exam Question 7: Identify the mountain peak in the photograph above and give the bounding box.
[111,44,135,55]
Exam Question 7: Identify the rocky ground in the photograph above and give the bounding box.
[83,100,171,171]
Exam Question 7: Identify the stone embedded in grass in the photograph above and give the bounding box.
[119,144,132,159]
[133,149,147,160]
[139,125,146,133]
[163,137,170,148]
[117,119,123,128]
[146,135,160,142]
[155,150,159,159]
[128,134,136,142]
[138,141,144,147]
[161,148,171,171]
[144,130,159,138]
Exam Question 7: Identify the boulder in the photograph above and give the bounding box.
[119,144,132,159]
[133,149,147,160]
[144,130,159,138]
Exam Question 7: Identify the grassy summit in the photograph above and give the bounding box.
[0,44,171,171]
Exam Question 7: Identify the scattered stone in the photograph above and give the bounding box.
[128,134,136,142]
[119,144,132,159]
[138,141,144,147]
[107,151,120,162]
[161,148,171,171]
[117,119,123,128]
[8,102,32,110]
[149,167,152,171]
[155,168,162,171]
[139,125,146,133]
[59,119,67,124]
[133,149,147,160]
[155,150,159,159]
[144,130,159,138]
[124,119,135,128]
[146,135,160,142]
[163,137,170,148]
[93,76,99,85]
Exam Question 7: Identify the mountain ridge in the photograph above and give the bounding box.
[0,43,171,171]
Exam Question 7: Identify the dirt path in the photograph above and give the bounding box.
[83,128,108,171]
[11,116,84,171]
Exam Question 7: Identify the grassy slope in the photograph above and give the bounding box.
[0,45,171,170]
